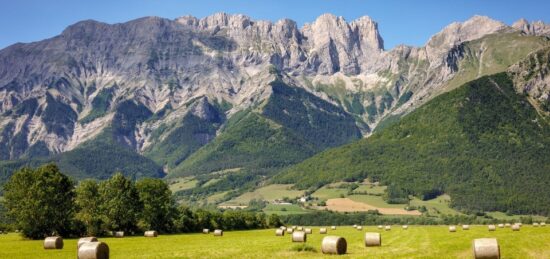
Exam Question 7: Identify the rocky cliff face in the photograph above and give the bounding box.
[0,12,548,166]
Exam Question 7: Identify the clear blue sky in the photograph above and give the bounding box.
[1,0,549,50]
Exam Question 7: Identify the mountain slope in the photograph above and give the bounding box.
[170,80,361,178]
[274,72,550,215]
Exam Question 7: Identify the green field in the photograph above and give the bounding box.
[263,204,310,215]
[347,194,405,209]
[311,186,348,201]
[167,177,198,193]
[352,184,386,195]
[409,195,463,216]
[222,184,304,205]
[1,225,549,258]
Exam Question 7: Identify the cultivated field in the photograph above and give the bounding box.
[1,225,549,258]
[325,198,422,215]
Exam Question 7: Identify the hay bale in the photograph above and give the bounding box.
[144,230,158,237]
[331,226,336,230]
[356,226,363,230]
[291,226,297,230]
[321,236,347,255]
[402,225,408,230]
[462,225,470,230]
[377,225,383,229]
[516,222,522,226]
[385,225,391,231]
[213,229,223,236]
[320,228,327,234]
[488,225,496,231]
[353,224,357,228]
[473,238,500,259]
[504,223,511,227]
[114,231,124,238]
[203,229,209,234]
[533,223,540,227]
[297,227,303,231]
[497,224,504,228]
[364,232,381,247]
[44,236,63,249]
[287,228,294,234]
[280,226,287,231]
[77,241,109,259]
[449,226,456,232]
[77,237,98,249]
[512,224,520,231]
[275,229,285,236]
[541,222,546,227]
[305,228,312,234]
[292,231,306,242]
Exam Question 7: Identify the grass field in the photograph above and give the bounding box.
[347,195,405,209]
[311,186,348,200]
[222,184,304,205]
[263,204,310,215]
[1,225,549,258]
[167,177,198,193]
[410,195,463,216]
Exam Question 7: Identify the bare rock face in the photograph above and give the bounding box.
[425,15,507,68]
[0,13,542,159]
[508,47,550,112]
[512,18,550,36]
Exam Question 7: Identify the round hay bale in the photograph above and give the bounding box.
[516,222,522,226]
[319,228,327,234]
[275,229,285,236]
[291,226,297,229]
[203,229,209,234]
[321,236,347,255]
[512,224,520,231]
[114,231,124,238]
[462,225,470,230]
[402,225,408,230]
[292,231,306,242]
[449,226,456,232]
[473,238,500,259]
[297,227,303,231]
[541,222,546,227]
[385,225,391,231]
[377,225,383,229]
[77,241,109,259]
[488,225,496,231]
[504,223,511,227]
[280,226,287,231]
[353,224,357,228]
[533,223,540,227]
[331,226,336,230]
[364,232,381,247]
[213,229,223,236]
[77,237,98,249]
[144,230,158,237]
[287,228,294,234]
[44,236,63,249]
[356,226,363,230]
[497,224,504,228]
[305,228,312,234]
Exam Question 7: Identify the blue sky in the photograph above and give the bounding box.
[1,0,549,50]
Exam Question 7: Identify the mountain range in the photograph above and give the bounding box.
[0,13,549,214]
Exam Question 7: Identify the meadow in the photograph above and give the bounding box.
[1,225,549,258]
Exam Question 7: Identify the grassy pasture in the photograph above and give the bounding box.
[263,204,309,215]
[311,186,348,200]
[1,225,549,258]
[167,177,198,193]
[222,184,304,205]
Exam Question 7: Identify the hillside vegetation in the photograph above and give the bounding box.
[275,73,550,215]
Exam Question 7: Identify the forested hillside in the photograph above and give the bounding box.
[275,73,550,215]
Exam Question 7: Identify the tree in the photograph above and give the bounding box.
[75,180,103,236]
[99,173,142,233]
[136,178,175,232]
[3,164,75,239]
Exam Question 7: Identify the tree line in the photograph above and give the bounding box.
[0,164,281,239]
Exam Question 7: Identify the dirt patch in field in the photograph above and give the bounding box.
[324,198,422,215]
